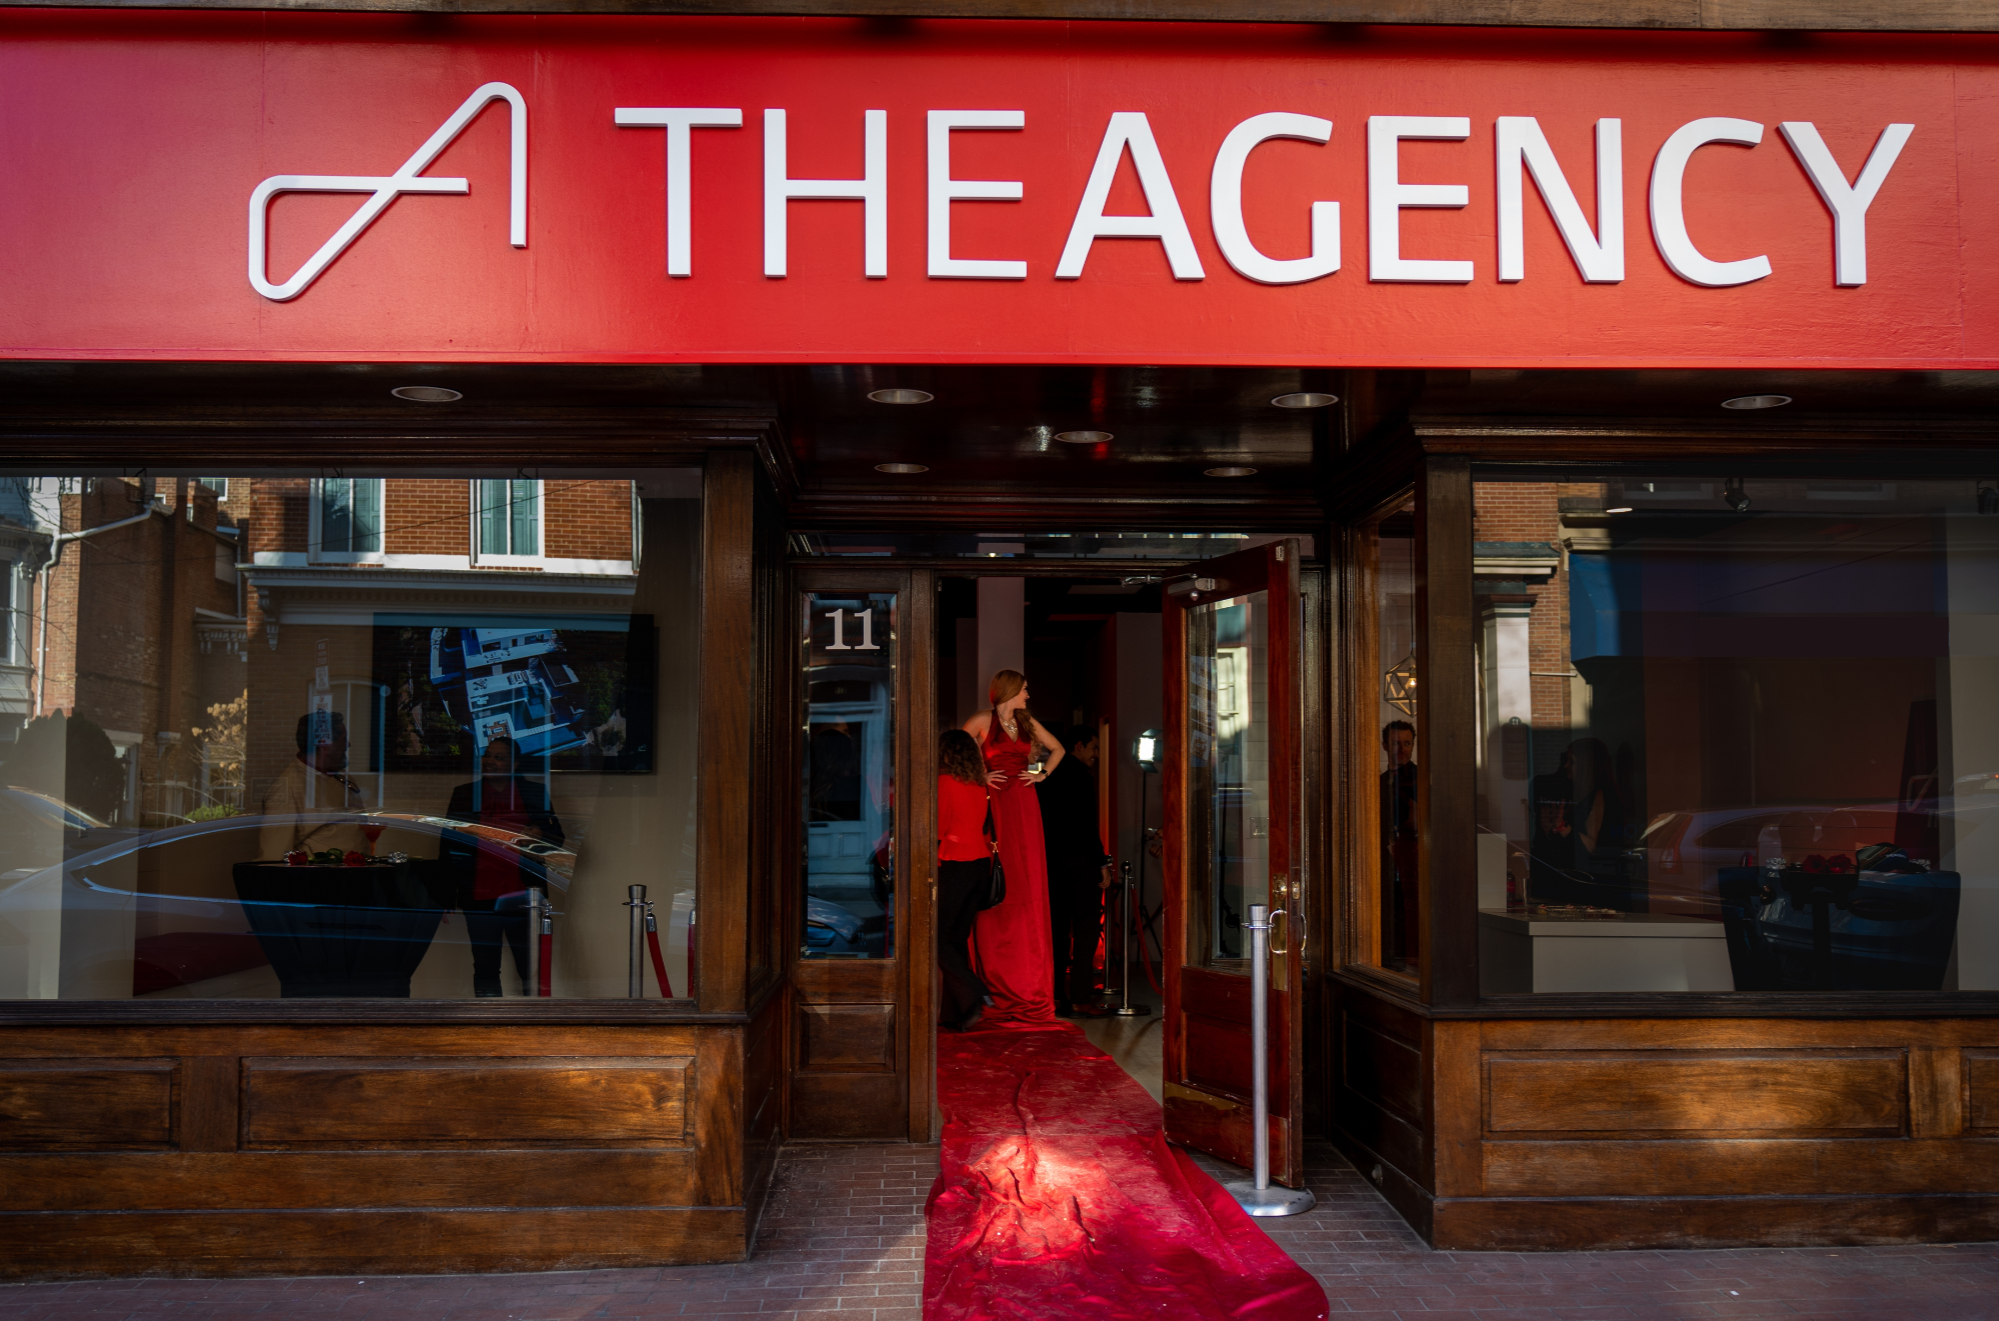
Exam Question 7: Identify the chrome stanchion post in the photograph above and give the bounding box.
[1115,859,1144,1016]
[525,886,546,999]
[626,884,647,999]
[1226,903,1315,1217]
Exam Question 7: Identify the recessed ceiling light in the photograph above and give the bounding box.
[1721,394,1792,410]
[1272,392,1338,409]
[867,388,934,405]
[391,385,462,403]
[1205,466,1257,478]
[1055,430,1113,445]
[875,462,928,474]
[1605,506,1634,514]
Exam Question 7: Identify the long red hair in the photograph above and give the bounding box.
[987,669,1031,744]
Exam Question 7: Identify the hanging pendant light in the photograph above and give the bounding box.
[1384,653,1418,716]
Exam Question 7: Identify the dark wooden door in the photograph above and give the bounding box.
[785,566,934,1141]
[1160,540,1307,1187]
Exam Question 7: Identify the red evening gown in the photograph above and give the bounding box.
[971,720,1058,1025]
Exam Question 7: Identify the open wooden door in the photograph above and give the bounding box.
[1160,540,1306,1187]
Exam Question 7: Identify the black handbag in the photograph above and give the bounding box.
[976,802,1007,911]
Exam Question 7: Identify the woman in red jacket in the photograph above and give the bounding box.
[936,728,994,1031]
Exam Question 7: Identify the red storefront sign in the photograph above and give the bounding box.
[2,12,1995,367]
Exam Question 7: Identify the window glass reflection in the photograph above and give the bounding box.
[1367,501,1417,977]
[0,471,699,1000]
[1188,593,1270,964]
[1473,476,1997,995]
[801,591,896,959]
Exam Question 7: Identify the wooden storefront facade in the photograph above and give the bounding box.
[5,1,1999,1277]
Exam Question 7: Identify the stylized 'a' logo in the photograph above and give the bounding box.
[249,82,526,302]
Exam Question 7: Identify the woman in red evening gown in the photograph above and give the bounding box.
[962,669,1062,1026]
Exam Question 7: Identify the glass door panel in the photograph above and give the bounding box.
[1187,590,1273,966]
[800,591,896,960]
[1162,542,1306,1188]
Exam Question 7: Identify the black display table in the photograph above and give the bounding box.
[232,861,448,998]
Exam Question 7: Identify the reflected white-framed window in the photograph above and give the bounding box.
[2,556,21,665]
[472,479,543,566]
[310,477,384,563]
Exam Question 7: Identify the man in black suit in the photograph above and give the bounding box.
[1039,724,1111,1017]
[445,735,564,997]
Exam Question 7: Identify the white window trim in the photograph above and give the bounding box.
[470,478,545,567]
[308,477,386,565]
[2,557,18,665]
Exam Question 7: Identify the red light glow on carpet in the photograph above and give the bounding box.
[925,1024,1328,1320]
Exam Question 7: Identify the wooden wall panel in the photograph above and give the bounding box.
[788,1073,902,1139]
[1343,1020,1422,1123]
[241,1057,691,1149]
[6,1207,747,1277]
[0,1060,176,1150]
[796,1005,895,1071]
[1434,1193,1999,1253]
[1329,979,1999,1251]
[1485,1051,1908,1139]
[5,1150,702,1211]
[1483,1138,1999,1198]
[0,1022,766,1279]
[1966,1049,1999,1133]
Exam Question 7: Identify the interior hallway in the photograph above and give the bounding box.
[9,1140,1995,1320]
[1077,985,1166,1103]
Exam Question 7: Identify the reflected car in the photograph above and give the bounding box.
[1639,802,1921,916]
[0,785,139,883]
[804,894,885,957]
[0,812,570,1001]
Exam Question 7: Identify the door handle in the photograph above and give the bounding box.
[1269,873,1291,955]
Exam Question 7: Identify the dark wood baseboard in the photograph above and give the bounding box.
[1326,1125,1433,1242]
[1433,1194,1999,1252]
[0,1207,747,1281]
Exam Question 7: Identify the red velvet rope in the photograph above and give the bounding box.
[646,923,674,999]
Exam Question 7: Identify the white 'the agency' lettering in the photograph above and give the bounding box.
[1649,117,1771,287]
[1210,113,1340,285]
[1495,117,1624,283]
[248,82,526,302]
[1367,116,1474,283]
[927,110,1028,279]
[1056,112,1205,280]
[1778,121,1914,286]
[614,107,744,277]
[764,108,888,278]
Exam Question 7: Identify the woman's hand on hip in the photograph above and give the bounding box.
[984,769,1008,788]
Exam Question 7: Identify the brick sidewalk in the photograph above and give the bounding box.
[5,1141,1997,1320]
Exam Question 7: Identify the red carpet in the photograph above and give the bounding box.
[925,1024,1328,1321]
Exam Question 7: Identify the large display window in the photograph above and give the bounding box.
[1466,472,1998,997]
[0,469,701,1001]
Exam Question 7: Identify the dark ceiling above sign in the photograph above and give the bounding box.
[2,360,1996,526]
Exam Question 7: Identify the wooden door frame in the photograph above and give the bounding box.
[781,565,935,1143]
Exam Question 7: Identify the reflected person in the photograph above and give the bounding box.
[1379,720,1418,967]
[259,711,370,861]
[445,735,565,997]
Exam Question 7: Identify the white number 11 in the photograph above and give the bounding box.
[825,607,881,652]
